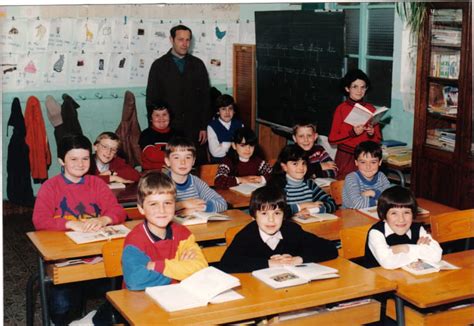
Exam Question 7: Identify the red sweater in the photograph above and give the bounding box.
[90,155,141,183]
[33,174,126,231]
[328,99,382,153]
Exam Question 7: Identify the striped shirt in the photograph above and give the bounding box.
[342,171,391,209]
[284,176,337,214]
[175,174,228,213]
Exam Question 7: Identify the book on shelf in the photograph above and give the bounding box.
[229,182,265,196]
[292,213,338,224]
[358,206,430,220]
[443,86,459,108]
[65,224,130,244]
[313,177,336,188]
[173,211,231,226]
[431,28,462,47]
[387,153,412,167]
[381,140,407,148]
[145,266,243,312]
[343,103,388,127]
[108,182,126,189]
[402,259,459,275]
[252,263,339,289]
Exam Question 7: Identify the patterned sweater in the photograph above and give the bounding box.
[284,176,337,214]
[214,156,272,189]
[342,171,391,209]
[175,174,228,213]
[306,144,337,179]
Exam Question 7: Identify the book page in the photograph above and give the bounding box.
[208,289,244,304]
[286,263,338,281]
[252,267,308,289]
[292,213,338,224]
[369,106,389,125]
[192,211,231,221]
[402,260,440,275]
[230,182,265,195]
[145,283,205,312]
[357,206,380,220]
[343,103,373,126]
[65,225,130,244]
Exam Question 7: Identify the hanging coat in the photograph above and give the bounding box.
[55,93,83,143]
[7,98,35,206]
[115,91,142,167]
[24,96,52,183]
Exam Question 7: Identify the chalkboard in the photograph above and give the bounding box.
[255,11,345,135]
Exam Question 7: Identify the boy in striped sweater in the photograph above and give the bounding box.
[342,141,391,209]
[164,136,227,215]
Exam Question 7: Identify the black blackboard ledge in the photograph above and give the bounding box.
[256,118,293,139]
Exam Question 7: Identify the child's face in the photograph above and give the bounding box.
[281,159,307,180]
[165,149,196,178]
[59,148,90,183]
[345,79,367,102]
[138,193,176,238]
[355,152,382,180]
[293,126,318,151]
[255,207,284,236]
[94,138,119,164]
[151,109,170,130]
[385,207,413,236]
[232,140,255,160]
[218,105,234,123]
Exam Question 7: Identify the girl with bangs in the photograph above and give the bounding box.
[219,186,338,273]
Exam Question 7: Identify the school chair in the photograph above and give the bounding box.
[225,225,246,246]
[430,209,474,250]
[102,238,125,324]
[339,224,372,260]
[330,180,344,206]
[197,164,219,187]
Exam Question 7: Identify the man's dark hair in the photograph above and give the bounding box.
[170,24,192,39]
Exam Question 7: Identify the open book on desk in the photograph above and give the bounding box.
[402,259,459,275]
[108,182,126,189]
[344,103,388,127]
[314,177,336,188]
[230,182,265,196]
[173,211,231,226]
[252,263,339,289]
[292,213,338,224]
[145,266,243,312]
[65,225,130,244]
[358,206,430,220]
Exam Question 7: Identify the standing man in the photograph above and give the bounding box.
[146,24,211,164]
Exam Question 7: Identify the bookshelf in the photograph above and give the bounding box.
[411,2,472,209]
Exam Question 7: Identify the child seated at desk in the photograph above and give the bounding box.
[270,144,337,217]
[342,141,391,209]
[207,94,244,163]
[364,186,442,269]
[214,127,272,189]
[292,120,337,179]
[164,136,227,215]
[219,186,338,273]
[32,134,126,324]
[122,171,208,290]
[89,131,141,184]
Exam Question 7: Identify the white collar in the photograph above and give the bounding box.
[384,221,412,239]
[259,228,283,250]
[218,118,232,129]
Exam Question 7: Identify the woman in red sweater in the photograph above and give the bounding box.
[329,69,383,180]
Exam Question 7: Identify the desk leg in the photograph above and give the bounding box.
[395,296,405,326]
[38,256,50,326]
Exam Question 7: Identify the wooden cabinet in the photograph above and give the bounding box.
[411,2,472,209]
[233,44,256,130]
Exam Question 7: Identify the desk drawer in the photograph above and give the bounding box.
[47,262,107,285]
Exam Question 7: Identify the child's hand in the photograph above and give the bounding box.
[364,124,375,136]
[268,254,303,267]
[320,161,337,171]
[147,261,156,270]
[82,216,111,232]
[179,249,197,261]
[390,244,409,254]
[299,202,323,210]
[239,175,262,184]
[353,125,365,135]
[99,170,112,176]
[361,190,376,197]
[417,236,432,245]
[65,220,87,232]
[110,175,134,184]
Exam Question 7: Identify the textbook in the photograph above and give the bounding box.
[65,225,130,244]
[292,213,338,224]
[344,103,389,126]
[402,259,459,275]
[358,206,430,220]
[252,263,339,289]
[173,211,231,226]
[230,182,265,196]
[314,177,336,188]
[145,266,243,312]
[108,182,126,189]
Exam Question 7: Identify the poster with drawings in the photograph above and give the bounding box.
[48,18,74,50]
[0,19,27,53]
[129,19,150,49]
[74,18,100,51]
[106,52,131,83]
[27,19,50,52]
[91,52,110,85]
[69,51,93,85]
[43,51,69,86]
[17,52,45,89]
[111,18,130,52]
[129,52,154,85]
[2,53,21,90]
[148,21,172,54]
[95,18,114,52]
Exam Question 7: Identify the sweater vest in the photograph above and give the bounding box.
[208,118,242,144]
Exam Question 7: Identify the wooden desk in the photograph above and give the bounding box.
[107,257,396,325]
[111,182,138,207]
[373,250,474,325]
[216,188,251,209]
[415,198,458,225]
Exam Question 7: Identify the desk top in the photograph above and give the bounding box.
[111,182,138,205]
[27,210,252,261]
[216,188,251,209]
[107,257,396,325]
[415,198,458,225]
[373,250,474,308]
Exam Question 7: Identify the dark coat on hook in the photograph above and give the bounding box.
[116,91,142,167]
[7,97,35,206]
[54,94,83,144]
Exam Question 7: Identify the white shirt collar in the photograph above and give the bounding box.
[218,117,232,129]
[384,221,412,239]
[259,228,283,250]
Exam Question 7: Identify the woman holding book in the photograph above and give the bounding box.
[329,69,383,180]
